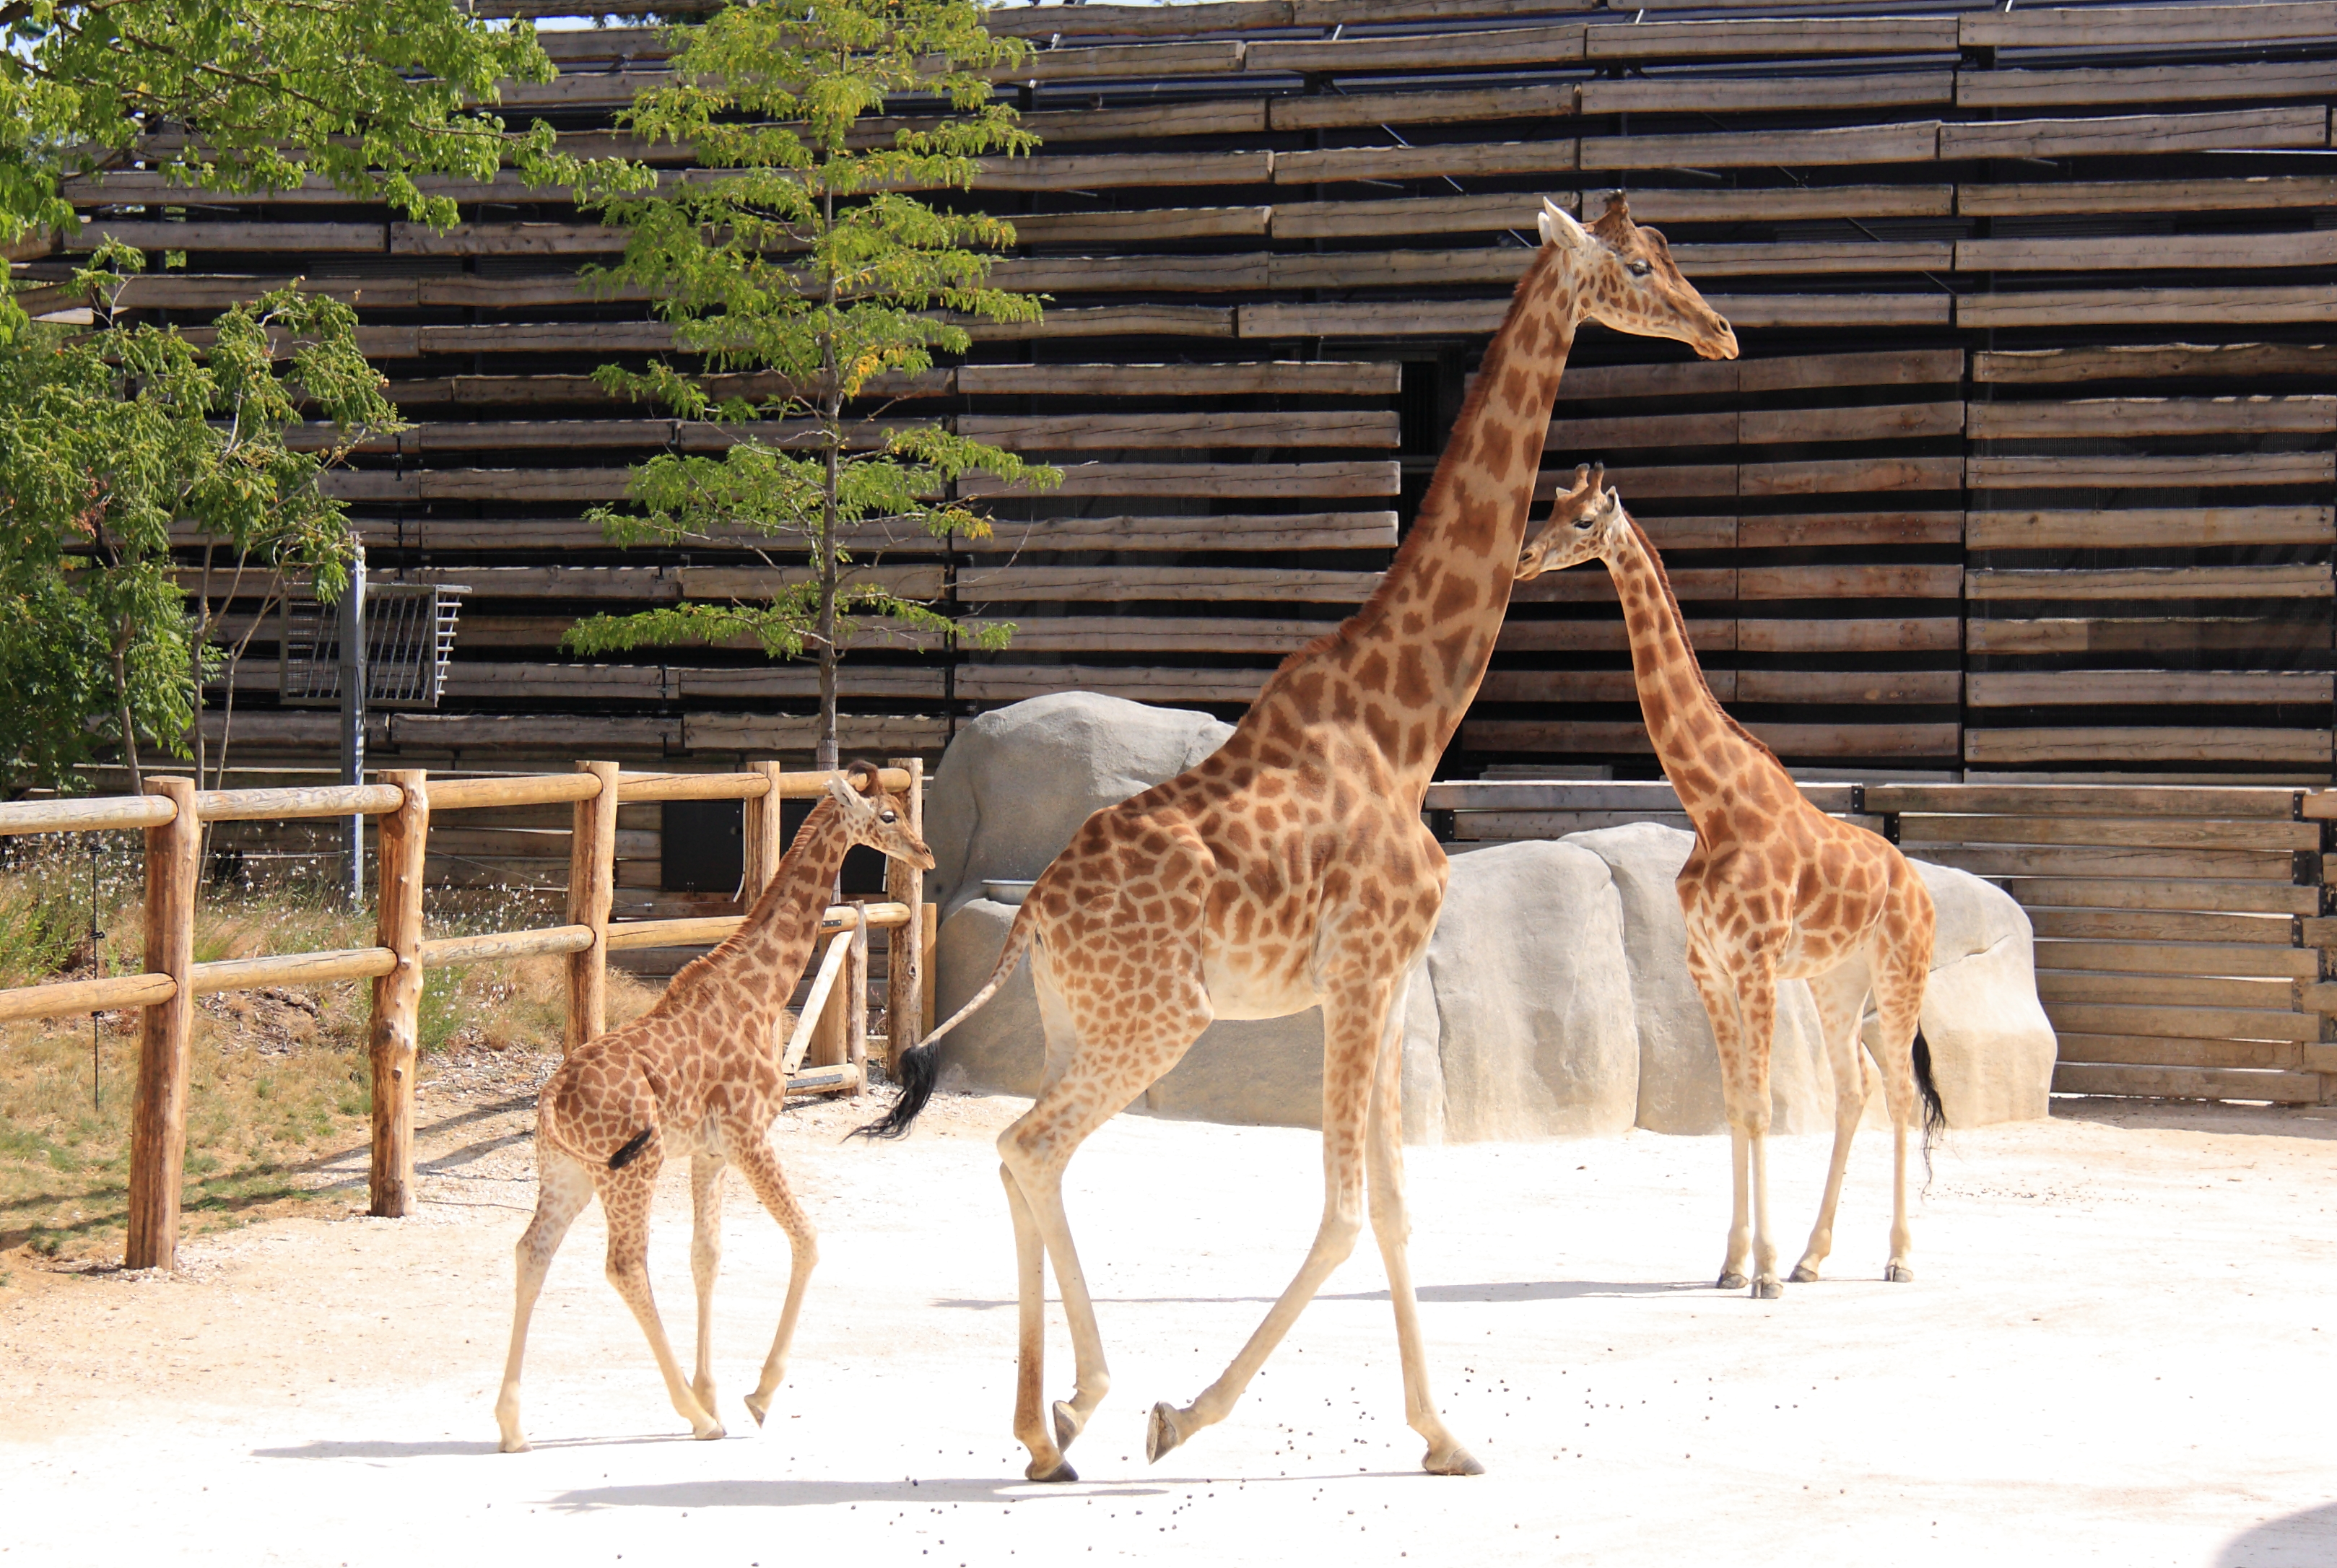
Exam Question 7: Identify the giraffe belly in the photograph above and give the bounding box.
[1199,954,1319,1021]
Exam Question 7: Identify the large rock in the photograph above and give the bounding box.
[926,691,1233,922]
[1914,861,2057,1126]
[1563,822,1835,1136]
[1406,840,1640,1143]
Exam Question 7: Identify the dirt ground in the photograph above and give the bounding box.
[2,1076,2334,1568]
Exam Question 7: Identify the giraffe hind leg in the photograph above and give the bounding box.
[1791,962,1876,1285]
[600,1157,724,1440]
[729,1130,819,1428]
[495,1147,593,1452]
[688,1149,726,1417]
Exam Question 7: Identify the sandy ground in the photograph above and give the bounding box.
[3,1081,2335,1568]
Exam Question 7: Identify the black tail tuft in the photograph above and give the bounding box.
[852,1042,940,1141]
[1911,1027,1947,1179]
[607,1126,656,1171]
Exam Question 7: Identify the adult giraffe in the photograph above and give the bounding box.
[1516,468,1946,1299]
[862,194,1737,1481]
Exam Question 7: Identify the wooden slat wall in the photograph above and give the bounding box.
[27,0,2337,783]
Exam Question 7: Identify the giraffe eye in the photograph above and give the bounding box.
[1627,258,1652,277]
[880,810,897,823]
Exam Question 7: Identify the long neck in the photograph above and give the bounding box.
[1266,245,1584,800]
[1605,519,1783,826]
[661,797,855,1030]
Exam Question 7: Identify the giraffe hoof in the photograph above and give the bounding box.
[1884,1263,1915,1284]
[1751,1278,1784,1300]
[1788,1264,1820,1284]
[1717,1271,1748,1291]
[1424,1445,1485,1477]
[744,1393,771,1427]
[497,1435,530,1455]
[693,1420,727,1442]
[1052,1400,1083,1454]
[1146,1402,1188,1463]
[1024,1457,1079,1484]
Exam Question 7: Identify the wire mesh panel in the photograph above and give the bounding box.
[279,583,468,710]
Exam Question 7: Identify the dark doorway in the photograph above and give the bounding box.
[662,799,744,893]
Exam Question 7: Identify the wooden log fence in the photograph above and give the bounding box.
[0,762,929,1269]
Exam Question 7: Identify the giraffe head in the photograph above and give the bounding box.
[824,760,936,870]
[1515,463,1629,581]
[1538,193,1738,361]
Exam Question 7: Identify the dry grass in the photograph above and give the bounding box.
[0,842,656,1273]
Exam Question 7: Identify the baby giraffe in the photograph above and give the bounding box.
[495,762,934,1452]
[1518,467,1945,1298]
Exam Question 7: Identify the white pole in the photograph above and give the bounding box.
[340,546,368,907]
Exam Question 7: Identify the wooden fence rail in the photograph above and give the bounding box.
[0,760,928,1270]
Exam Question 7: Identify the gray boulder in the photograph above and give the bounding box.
[926,691,1232,922]
[1914,861,2057,1127]
[1563,822,1835,1136]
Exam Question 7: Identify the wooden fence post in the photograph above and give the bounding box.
[744,759,786,899]
[368,770,428,1219]
[884,756,925,1075]
[565,760,619,1051]
[844,911,870,1096]
[124,776,199,1271]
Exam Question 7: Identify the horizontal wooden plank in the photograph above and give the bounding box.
[1740,456,1964,497]
[954,361,1401,397]
[1913,842,2302,881]
[1957,232,2337,274]
[1963,728,2335,765]
[1742,401,1965,445]
[1972,399,2337,439]
[1460,718,1960,758]
[1736,669,1962,705]
[68,221,385,252]
[2045,1001,2318,1045]
[2050,1063,2323,1103]
[1585,16,1959,57]
[1897,813,2318,850]
[1958,177,2337,219]
[1008,40,1248,82]
[1247,24,1585,74]
[1967,618,2336,655]
[391,221,626,256]
[1738,564,1964,600]
[1581,121,1941,170]
[956,665,1271,704]
[1266,248,1535,291]
[2038,971,2297,1012]
[955,411,1399,449]
[1241,298,1509,337]
[1513,566,1735,604]
[1268,82,1578,131]
[962,461,1398,500]
[669,667,945,700]
[970,305,1237,340]
[1960,287,2337,330]
[1494,617,1735,653]
[1735,617,1961,653]
[971,150,1271,191]
[1273,139,1578,185]
[1662,242,1954,278]
[1966,564,2335,601]
[957,617,1331,653]
[1580,71,1952,116]
[983,1,1292,38]
[1448,809,1696,839]
[1426,780,1858,814]
[2006,878,2321,918]
[1965,672,2336,710]
[990,253,1266,292]
[1957,58,2336,110]
[1864,783,2307,819]
[956,566,1380,603]
[1014,207,1271,244]
[2025,909,2301,946]
[680,714,951,750]
[1271,191,1572,240]
[964,513,1401,552]
[1009,100,1271,142]
[1939,108,2325,161]
[676,566,948,599]
[1598,186,1954,223]
[1478,669,1718,705]
[1967,453,2336,492]
[2050,1035,2305,1073]
[1975,341,2337,384]
[1718,294,1952,328]
[1962,1,2337,50]
[1738,513,1963,548]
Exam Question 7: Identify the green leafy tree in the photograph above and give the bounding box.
[562,0,1061,769]
[0,242,401,796]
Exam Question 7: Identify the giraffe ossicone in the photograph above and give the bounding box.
[493,761,934,1454]
[1518,469,1946,1300]
[858,197,1736,1481]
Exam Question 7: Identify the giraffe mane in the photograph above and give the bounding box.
[653,793,844,1015]
[1624,511,1784,774]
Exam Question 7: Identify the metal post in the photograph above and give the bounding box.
[339,546,368,906]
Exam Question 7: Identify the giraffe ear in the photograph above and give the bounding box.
[1538,197,1590,251]
[824,775,861,812]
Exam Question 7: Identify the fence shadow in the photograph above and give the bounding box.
[2216,1502,2337,1566]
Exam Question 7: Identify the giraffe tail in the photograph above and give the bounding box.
[1911,1027,1946,1179]
[852,896,1041,1141]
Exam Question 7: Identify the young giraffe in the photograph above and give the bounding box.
[495,762,934,1452]
[861,194,1737,1481]
[1517,467,1946,1299]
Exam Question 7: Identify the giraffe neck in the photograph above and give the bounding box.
[664,797,855,1032]
[1604,518,1783,827]
[1255,244,1586,801]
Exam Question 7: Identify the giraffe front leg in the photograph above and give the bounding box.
[1687,942,1753,1291]
[729,1135,819,1428]
[689,1151,725,1418]
[1001,1162,1075,1482]
[1793,965,1874,1285]
[1720,1128,1751,1291]
[496,1149,593,1452]
[1738,968,1785,1299]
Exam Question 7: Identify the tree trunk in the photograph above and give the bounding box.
[112,650,142,795]
[815,180,841,774]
